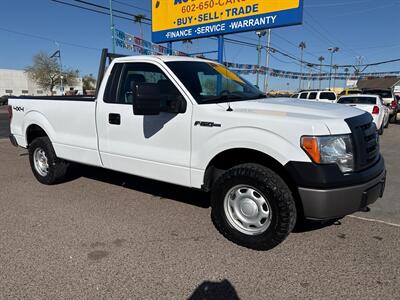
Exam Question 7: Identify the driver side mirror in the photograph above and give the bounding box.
[133,83,161,115]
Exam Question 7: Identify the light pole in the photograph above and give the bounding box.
[298,41,306,90]
[255,30,266,88]
[318,56,324,90]
[263,29,272,93]
[344,67,349,88]
[333,65,338,90]
[328,47,339,90]
[307,64,314,90]
[53,42,63,95]
[109,0,116,53]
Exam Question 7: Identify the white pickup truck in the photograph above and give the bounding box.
[8,50,386,250]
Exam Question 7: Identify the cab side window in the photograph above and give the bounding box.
[105,63,184,108]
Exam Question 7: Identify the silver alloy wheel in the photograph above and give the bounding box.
[224,185,272,236]
[33,148,49,177]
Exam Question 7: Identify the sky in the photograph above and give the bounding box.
[1,0,400,91]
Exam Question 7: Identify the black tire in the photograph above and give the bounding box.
[389,113,397,124]
[28,137,69,185]
[384,119,389,128]
[211,163,297,251]
[378,124,384,135]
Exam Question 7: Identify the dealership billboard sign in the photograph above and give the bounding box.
[152,0,304,43]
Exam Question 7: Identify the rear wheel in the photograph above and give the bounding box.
[211,163,297,250]
[28,137,69,185]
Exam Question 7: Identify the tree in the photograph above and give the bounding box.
[134,14,146,39]
[82,74,97,93]
[298,42,306,89]
[25,52,78,94]
[182,39,193,53]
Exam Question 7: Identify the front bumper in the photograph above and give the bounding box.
[299,170,386,220]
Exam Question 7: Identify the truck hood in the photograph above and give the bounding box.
[221,97,365,134]
[229,98,361,119]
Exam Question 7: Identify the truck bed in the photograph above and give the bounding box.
[8,96,101,167]
[9,95,96,102]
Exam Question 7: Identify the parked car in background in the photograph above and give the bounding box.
[296,90,337,103]
[338,88,363,97]
[337,95,389,135]
[362,89,398,123]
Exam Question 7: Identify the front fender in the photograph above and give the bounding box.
[191,126,311,170]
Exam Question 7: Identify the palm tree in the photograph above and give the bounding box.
[182,39,193,54]
[344,67,350,88]
[134,14,146,39]
[318,56,325,89]
[298,42,306,90]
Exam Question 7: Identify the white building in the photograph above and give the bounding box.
[0,69,83,96]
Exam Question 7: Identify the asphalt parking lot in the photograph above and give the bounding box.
[0,106,399,299]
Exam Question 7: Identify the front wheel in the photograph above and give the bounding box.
[28,137,69,185]
[211,163,297,250]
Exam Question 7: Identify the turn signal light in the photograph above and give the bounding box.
[372,106,379,115]
[301,137,321,163]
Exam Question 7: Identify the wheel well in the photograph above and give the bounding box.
[26,124,48,146]
[203,148,304,216]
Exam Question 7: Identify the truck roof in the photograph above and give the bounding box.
[112,55,215,64]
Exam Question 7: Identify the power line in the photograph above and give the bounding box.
[72,0,151,22]
[0,26,101,51]
[113,0,151,13]
[50,0,151,25]
[47,0,400,70]
[50,0,137,23]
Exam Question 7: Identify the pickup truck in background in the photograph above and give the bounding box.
[8,49,386,250]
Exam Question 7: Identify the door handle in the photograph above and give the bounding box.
[109,113,121,125]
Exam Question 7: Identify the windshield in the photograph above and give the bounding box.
[166,61,264,104]
[338,97,377,105]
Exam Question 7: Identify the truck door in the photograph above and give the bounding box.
[96,61,192,187]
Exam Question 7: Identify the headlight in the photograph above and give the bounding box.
[301,135,354,173]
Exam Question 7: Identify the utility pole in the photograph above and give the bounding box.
[318,56,325,90]
[263,29,271,93]
[54,42,63,95]
[328,47,339,90]
[298,41,306,90]
[109,0,116,53]
[255,30,266,88]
